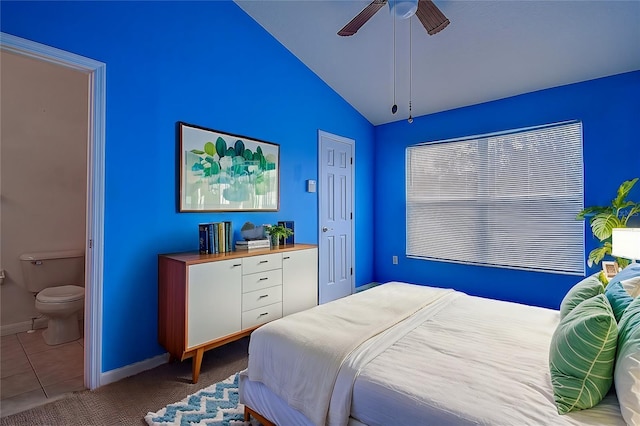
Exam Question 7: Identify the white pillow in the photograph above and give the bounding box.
[621,276,640,297]
[614,297,640,425]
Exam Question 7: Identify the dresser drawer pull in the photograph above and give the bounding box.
[258,294,269,299]
[259,260,269,264]
[283,256,290,260]
[233,263,242,267]
[259,277,269,281]
[258,312,269,317]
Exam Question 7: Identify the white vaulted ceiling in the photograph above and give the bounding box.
[235,0,640,125]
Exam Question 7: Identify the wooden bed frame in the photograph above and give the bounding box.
[244,405,276,426]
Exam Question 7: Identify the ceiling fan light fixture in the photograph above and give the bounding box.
[389,0,418,20]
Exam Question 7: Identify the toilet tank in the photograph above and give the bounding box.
[19,250,85,293]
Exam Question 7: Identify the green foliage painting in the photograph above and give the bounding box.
[179,123,279,211]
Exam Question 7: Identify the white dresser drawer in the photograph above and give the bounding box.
[242,268,283,293]
[242,285,282,312]
[242,253,282,275]
[242,302,282,329]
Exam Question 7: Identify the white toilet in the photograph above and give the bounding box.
[19,250,85,345]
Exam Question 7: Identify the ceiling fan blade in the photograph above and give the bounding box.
[415,0,450,36]
[338,0,387,37]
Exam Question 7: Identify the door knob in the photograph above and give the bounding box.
[322,227,333,232]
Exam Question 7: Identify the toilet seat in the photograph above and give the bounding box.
[37,285,84,303]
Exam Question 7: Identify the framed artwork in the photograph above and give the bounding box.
[179,122,280,212]
[602,261,619,280]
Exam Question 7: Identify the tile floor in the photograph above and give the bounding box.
[0,329,85,417]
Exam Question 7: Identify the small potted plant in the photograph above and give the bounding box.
[264,224,294,248]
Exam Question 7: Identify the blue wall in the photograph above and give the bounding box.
[1,1,375,372]
[3,0,639,375]
[374,71,640,310]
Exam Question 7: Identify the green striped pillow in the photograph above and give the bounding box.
[559,274,604,319]
[549,294,617,414]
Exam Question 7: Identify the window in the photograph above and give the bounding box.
[406,121,584,275]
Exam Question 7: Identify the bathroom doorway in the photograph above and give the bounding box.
[0,33,105,397]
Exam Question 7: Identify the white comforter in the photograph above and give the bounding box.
[247,282,455,426]
[349,291,625,425]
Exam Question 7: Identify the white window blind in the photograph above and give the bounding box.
[406,121,585,275]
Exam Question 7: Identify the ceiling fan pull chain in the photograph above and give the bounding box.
[408,16,414,124]
[392,10,398,114]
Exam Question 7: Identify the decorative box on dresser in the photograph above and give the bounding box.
[158,244,318,383]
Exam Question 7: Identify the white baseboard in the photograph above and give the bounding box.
[1,312,86,337]
[0,317,48,336]
[99,352,169,387]
[356,282,380,292]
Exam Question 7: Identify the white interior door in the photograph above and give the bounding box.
[318,130,354,304]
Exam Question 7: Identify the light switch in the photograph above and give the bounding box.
[306,180,316,193]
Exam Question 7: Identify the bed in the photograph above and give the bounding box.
[238,281,632,426]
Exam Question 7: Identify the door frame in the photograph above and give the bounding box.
[1,32,106,390]
[317,130,355,300]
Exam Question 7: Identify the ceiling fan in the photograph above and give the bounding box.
[338,0,450,37]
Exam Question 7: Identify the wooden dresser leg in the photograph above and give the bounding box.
[192,348,204,384]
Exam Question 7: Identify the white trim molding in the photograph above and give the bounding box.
[100,353,170,387]
[0,317,48,336]
[355,282,381,292]
[1,32,106,390]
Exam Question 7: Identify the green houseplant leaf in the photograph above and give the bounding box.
[591,213,624,240]
[587,242,611,268]
[613,178,639,209]
[576,205,609,220]
[624,205,640,225]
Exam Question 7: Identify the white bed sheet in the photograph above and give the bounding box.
[239,370,365,426]
[350,293,625,426]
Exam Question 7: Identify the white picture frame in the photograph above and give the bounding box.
[602,261,619,279]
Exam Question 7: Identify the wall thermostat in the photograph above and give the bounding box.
[306,180,316,193]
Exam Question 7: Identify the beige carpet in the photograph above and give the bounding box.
[1,337,249,426]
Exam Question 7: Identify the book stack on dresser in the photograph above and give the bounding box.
[235,238,270,251]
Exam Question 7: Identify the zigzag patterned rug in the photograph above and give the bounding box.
[145,373,260,426]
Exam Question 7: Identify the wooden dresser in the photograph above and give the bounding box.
[158,244,318,383]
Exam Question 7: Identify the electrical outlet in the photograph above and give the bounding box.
[392,256,398,265]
